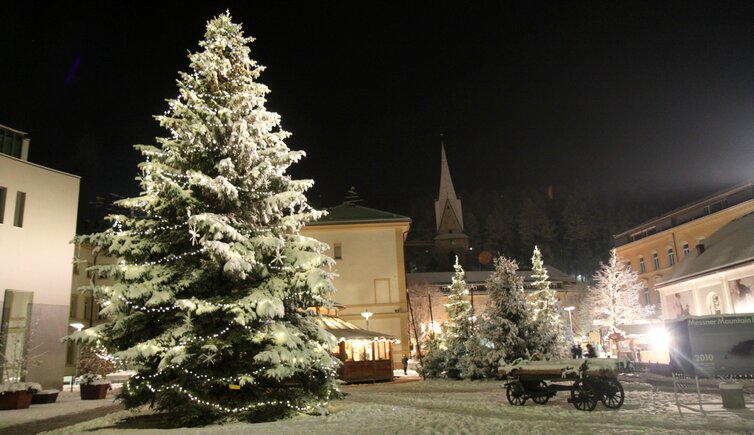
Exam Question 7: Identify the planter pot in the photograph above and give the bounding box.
[0,391,33,410]
[32,390,60,404]
[80,383,110,400]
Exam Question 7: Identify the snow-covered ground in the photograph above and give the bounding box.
[36,374,754,434]
[0,384,121,429]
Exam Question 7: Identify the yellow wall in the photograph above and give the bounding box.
[302,221,410,366]
[615,200,754,305]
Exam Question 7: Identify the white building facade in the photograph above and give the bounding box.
[0,151,80,388]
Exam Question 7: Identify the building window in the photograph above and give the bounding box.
[639,256,646,273]
[0,127,25,158]
[652,252,660,270]
[682,242,689,256]
[707,292,721,315]
[667,248,676,266]
[333,243,342,260]
[84,297,92,321]
[626,261,632,272]
[643,287,650,305]
[14,191,26,227]
[70,294,79,318]
[1,290,34,382]
[0,186,6,224]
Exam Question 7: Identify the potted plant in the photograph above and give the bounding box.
[1,322,44,410]
[77,345,115,400]
[0,382,41,410]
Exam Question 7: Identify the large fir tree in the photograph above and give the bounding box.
[469,256,536,377]
[528,246,565,358]
[442,257,474,378]
[70,13,339,424]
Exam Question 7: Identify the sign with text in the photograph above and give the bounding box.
[668,314,754,377]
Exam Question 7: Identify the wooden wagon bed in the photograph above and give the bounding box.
[499,358,629,411]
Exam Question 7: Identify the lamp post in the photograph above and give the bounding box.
[69,322,85,392]
[361,311,373,331]
[563,306,575,335]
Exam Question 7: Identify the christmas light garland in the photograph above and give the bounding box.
[122,247,206,267]
[112,222,186,237]
[140,380,324,413]
[132,365,265,383]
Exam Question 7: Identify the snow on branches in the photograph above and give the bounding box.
[586,249,655,335]
[68,12,339,424]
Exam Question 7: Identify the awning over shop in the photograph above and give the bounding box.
[314,316,400,342]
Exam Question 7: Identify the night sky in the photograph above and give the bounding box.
[3,2,754,226]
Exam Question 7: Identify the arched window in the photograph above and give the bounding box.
[667,248,676,266]
[652,252,660,270]
[707,292,722,315]
[639,256,646,273]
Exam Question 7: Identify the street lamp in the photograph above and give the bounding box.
[361,311,373,331]
[69,323,85,392]
[563,306,575,335]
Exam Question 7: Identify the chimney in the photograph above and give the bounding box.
[695,244,705,255]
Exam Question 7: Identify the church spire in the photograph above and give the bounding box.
[434,138,464,232]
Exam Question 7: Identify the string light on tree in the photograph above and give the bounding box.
[65,12,340,424]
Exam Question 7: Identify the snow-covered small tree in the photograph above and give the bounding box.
[419,336,448,379]
[528,246,565,358]
[471,255,536,377]
[441,257,474,378]
[586,249,654,336]
[67,13,339,425]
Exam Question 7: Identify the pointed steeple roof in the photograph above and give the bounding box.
[434,139,464,232]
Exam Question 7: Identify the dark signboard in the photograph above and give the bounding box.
[668,314,754,377]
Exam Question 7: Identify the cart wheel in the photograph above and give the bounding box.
[601,379,625,409]
[571,380,598,411]
[531,381,550,404]
[505,381,527,406]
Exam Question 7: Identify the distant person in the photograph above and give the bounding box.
[571,344,579,359]
[401,354,409,375]
[586,343,597,358]
[576,345,583,359]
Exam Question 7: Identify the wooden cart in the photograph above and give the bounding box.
[500,359,627,411]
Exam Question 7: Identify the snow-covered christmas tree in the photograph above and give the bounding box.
[469,255,536,377]
[69,13,339,424]
[442,257,474,378]
[528,246,565,358]
[586,249,654,336]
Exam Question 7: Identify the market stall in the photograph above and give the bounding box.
[312,307,400,383]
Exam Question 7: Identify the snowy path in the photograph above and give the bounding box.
[43,379,754,434]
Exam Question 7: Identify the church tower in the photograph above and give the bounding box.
[434,140,468,269]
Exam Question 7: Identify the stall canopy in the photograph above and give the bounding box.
[314,316,400,343]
